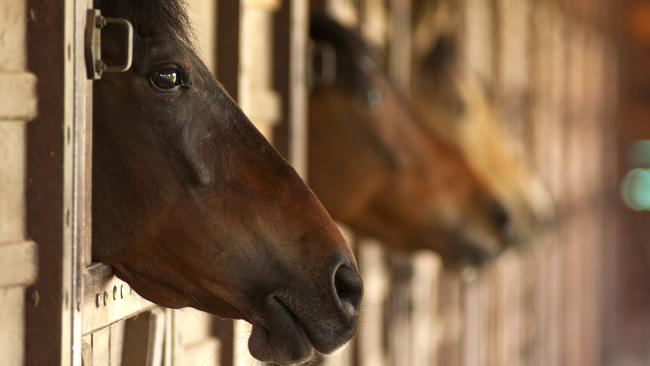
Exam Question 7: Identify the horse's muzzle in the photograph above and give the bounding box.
[248,251,363,364]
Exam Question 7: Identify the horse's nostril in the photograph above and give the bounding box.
[333,264,363,317]
[490,200,511,237]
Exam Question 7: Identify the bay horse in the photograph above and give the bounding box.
[308,13,512,267]
[411,0,553,244]
[92,1,362,363]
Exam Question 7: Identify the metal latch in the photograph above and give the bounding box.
[85,9,134,80]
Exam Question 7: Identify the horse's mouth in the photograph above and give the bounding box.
[248,293,357,364]
[448,240,498,268]
[421,228,501,269]
[248,296,316,364]
[408,227,499,267]
[442,223,510,268]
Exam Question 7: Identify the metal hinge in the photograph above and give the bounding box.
[85,9,134,80]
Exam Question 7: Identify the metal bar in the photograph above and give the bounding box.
[388,0,412,93]
[121,309,166,366]
[289,0,309,178]
[61,0,92,364]
[216,0,241,100]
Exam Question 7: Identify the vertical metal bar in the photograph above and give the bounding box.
[384,3,417,366]
[388,0,412,93]
[63,0,93,364]
[216,0,241,100]
[164,309,179,366]
[79,0,94,270]
[235,3,281,363]
[214,2,242,364]
[61,0,76,363]
[355,240,388,366]
[288,0,309,177]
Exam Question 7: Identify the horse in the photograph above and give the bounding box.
[410,0,553,244]
[92,1,362,363]
[308,13,513,267]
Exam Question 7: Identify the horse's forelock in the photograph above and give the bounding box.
[309,12,378,93]
[100,0,195,47]
[420,32,459,81]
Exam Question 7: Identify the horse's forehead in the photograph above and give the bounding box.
[137,36,193,58]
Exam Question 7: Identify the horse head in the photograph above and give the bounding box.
[92,2,362,363]
[308,13,513,267]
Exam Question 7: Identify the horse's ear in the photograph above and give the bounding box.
[309,41,338,89]
[420,32,459,82]
[412,0,447,26]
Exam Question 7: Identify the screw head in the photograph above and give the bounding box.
[30,289,40,307]
[95,15,107,28]
[96,60,107,73]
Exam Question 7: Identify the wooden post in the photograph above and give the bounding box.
[0,0,38,365]
[25,0,66,363]
[388,0,412,93]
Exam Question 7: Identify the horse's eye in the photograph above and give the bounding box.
[366,88,383,109]
[150,69,184,93]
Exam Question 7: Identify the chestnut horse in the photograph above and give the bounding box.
[411,1,553,244]
[92,1,361,363]
[308,14,512,267]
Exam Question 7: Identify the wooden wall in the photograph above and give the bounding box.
[603,1,650,365]
[0,0,38,364]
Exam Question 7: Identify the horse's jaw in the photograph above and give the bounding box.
[110,261,247,319]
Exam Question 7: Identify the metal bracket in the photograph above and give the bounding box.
[85,9,134,80]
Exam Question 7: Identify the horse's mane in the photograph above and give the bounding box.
[309,12,377,93]
[100,0,195,46]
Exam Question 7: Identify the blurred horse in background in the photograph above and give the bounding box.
[411,0,553,244]
[308,13,513,267]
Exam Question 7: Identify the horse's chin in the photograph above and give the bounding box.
[248,297,316,364]
[447,244,495,269]
[248,292,358,365]
[405,229,501,269]
[442,234,502,270]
